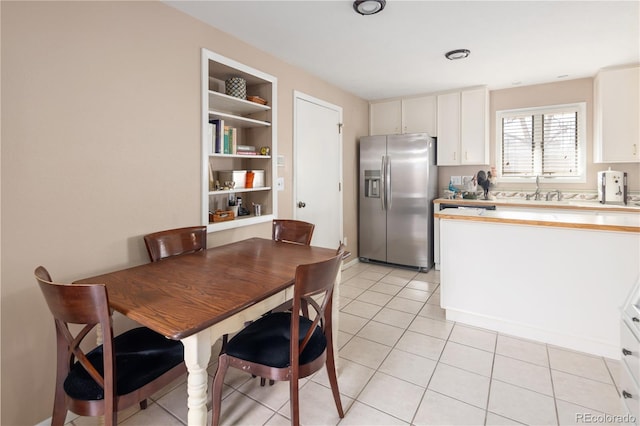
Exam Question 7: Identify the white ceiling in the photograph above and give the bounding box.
[165,0,640,101]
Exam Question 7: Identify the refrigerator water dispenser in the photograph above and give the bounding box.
[364,170,381,198]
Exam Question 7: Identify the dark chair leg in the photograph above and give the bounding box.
[212,355,229,426]
[139,399,148,409]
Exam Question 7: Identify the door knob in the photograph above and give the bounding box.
[298,201,306,208]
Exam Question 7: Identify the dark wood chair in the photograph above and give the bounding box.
[211,246,345,426]
[143,225,207,262]
[272,219,315,245]
[35,266,186,426]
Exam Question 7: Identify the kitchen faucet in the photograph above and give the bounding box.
[546,189,562,201]
[526,176,542,200]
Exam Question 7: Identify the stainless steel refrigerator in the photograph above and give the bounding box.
[359,133,438,270]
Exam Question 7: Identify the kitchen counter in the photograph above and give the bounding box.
[437,208,640,358]
[434,207,640,233]
[434,197,640,213]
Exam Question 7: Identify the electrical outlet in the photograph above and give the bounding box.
[462,176,474,185]
[451,176,462,185]
[343,237,348,246]
[276,177,284,191]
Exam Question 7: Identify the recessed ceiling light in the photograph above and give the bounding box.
[353,0,386,16]
[445,49,470,60]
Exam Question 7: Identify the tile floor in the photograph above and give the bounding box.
[63,261,626,426]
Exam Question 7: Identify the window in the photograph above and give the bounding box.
[496,103,586,182]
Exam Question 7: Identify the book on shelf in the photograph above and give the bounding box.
[210,119,224,153]
[208,123,214,155]
[223,126,230,154]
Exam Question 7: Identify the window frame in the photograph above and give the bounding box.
[495,102,587,183]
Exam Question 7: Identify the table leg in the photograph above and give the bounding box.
[182,331,213,426]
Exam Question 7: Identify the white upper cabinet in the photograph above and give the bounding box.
[369,95,437,136]
[594,65,640,163]
[370,100,402,135]
[437,87,489,166]
[402,96,437,136]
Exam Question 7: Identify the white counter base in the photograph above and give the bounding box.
[440,218,639,359]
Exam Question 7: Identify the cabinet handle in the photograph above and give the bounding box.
[634,143,637,156]
[623,390,633,399]
[465,151,468,161]
[633,317,640,323]
[453,152,456,161]
[623,348,633,356]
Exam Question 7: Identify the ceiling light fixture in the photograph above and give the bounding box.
[353,0,386,16]
[445,49,471,60]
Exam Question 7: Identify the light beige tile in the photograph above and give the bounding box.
[493,354,553,396]
[340,336,392,369]
[440,341,494,377]
[341,300,383,319]
[417,303,446,321]
[363,264,394,274]
[426,291,441,306]
[218,389,280,426]
[413,390,485,426]
[312,359,376,399]
[343,276,377,290]
[357,271,387,281]
[396,330,446,361]
[278,381,353,425]
[408,316,454,340]
[119,402,186,426]
[357,372,424,422]
[548,346,613,384]
[448,324,497,353]
[386,296,424,314]
[369,282,403,295]
[605,357,622,393]
[428,363,490,409]
[496,334,549,367]
[485,412,526,425]
[263,413,290,426]
[421,269,440,284]
[379,348,437,387]
[488,380,557,425]
[154,381,212,423]
[237,377,297,411]
[340,284,366,299]
[356,290,394,306]
[338,401,409,425]
[388,268,419,279]
[552,370,625,416]
[380,274,411,286]
[372,307,415,329]
[406,279,439,292]
[555,400,608,425]
[397,288,431,302]
[337,312,369,335]
[357,320,404,346]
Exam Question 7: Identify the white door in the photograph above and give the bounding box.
[293,92,343,249]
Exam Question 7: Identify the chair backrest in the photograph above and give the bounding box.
[143,226,207,262]
[35,266,117,412]
[272,220,315,245]
[290,248,343,360]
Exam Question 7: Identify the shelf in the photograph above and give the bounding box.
[209,154,271,159]
[208,90,270,115]
[207,214,274,232]
[208,110,271,128]
[208,187,272,196]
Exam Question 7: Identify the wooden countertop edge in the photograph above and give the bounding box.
[433,198,640,213]
[435,212,640,233]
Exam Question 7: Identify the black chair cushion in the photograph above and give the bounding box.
[64,327,184,400]
[225,312,326,368]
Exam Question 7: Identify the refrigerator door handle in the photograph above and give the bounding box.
[381,155,387,210]
[386,155,392,210]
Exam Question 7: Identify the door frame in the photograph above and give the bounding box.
[293,90,344,247]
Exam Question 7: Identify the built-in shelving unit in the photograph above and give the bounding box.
[201,48,277,232]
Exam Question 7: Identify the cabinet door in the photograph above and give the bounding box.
[460,88,489,165]
[402,96,437,136]
[370,100,401,135]
[594,66,640,163]
[436,92,460,165]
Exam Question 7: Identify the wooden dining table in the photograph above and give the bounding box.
[75,237,341,426]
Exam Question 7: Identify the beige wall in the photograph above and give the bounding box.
[438,78,640,193]
[0,2,367,424]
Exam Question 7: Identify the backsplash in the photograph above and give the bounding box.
[440,188,640,204]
